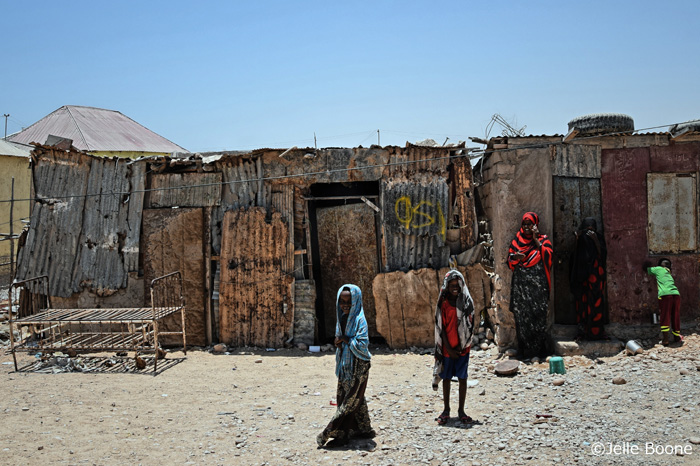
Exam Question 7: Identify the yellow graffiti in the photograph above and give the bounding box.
[394,196,446,242]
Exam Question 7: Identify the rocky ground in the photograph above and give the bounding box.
[1,326,699,466]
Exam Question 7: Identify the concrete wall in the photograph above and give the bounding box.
[478,144,553,349]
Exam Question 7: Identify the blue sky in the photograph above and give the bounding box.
[3,1,699,152]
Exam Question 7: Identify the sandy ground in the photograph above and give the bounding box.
[1,333,700,466]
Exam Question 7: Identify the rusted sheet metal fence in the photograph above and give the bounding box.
[381,178,450,270]
[147,172,222,208]
[16,147,145,297]
[219,208,294,347]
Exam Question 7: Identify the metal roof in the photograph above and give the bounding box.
[9,105,188,153]
[0,139,32,158]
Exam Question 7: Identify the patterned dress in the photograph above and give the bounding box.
[570,223,607,339]
[508,212,553,359]
[511,261,551,358]
[317,284,374,446]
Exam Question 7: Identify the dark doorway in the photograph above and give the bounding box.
[552,177,604,324]
[307,182,381,342]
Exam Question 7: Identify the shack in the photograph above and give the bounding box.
[14,142,485,349]
[476,115,700,350]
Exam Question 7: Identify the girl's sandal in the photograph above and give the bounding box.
[436,412,450,425]
[460,414,473,424]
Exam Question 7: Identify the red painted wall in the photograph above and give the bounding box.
[601,142,700,324]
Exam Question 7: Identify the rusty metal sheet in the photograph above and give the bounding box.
[15,149,88,296]
[373,268,437,348]
[147,172,222,208]
[552,177,603,324]
[219,208,294,347]
[601,148,652,323]
[210,158,266,255]
[553,145,601,178]
[373,264,491,348]
[601,147,650,232]
[381,178,450,270]
[647,173,697,253]
[452,157,477,250]
[385,146,450,177]
[317,203,379,339]
[271,185,295,276]
[649,143,700,172]
[16,148,145,298]
[382,179,449,242]
[602,147,699,323]
[142,208,206,346]
[76,155,146,292]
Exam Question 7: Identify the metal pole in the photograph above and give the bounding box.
[9,177,14,280]
[3,114,9,140]
[377,129,380,146]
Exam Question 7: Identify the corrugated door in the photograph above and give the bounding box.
[142,208,206,346]
[552,176,603,324]
[317,203,379,339]
[219,208,294,347]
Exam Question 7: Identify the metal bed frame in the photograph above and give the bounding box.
[8,271,186,373]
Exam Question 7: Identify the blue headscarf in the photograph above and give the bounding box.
[335,284,371,382]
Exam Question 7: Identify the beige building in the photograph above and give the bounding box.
[0,139,32,262]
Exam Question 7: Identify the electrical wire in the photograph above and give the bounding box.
[0,120,692,206]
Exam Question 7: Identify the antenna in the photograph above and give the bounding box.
[485,113,527,138]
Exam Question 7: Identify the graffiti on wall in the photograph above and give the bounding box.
[394,196,446,243]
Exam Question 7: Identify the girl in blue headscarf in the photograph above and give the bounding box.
[317,284,375,448]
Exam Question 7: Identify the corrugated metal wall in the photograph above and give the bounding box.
[271,185,295,276]
[147,172,222,208]
[381,178,450,270]
[219,208,294,347]
[553,145,601,178]
[211,157,268,255]
[16,148,145,297]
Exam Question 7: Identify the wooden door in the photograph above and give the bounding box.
[552,177,604,324]
[317,203,379,339]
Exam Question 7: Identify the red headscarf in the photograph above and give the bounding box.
[508,212,554,287]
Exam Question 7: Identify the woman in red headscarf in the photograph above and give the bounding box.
[507,212,554,358]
